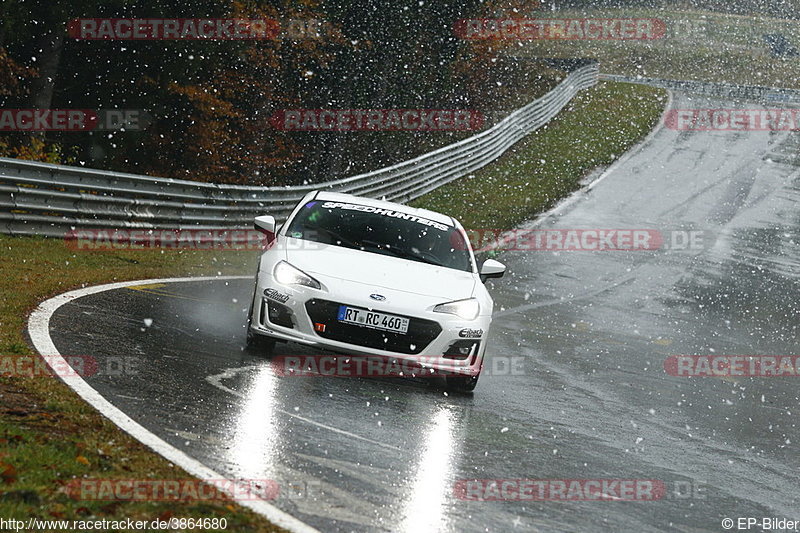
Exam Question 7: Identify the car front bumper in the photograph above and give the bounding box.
[249,276,490,377]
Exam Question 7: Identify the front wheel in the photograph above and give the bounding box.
[246,327,277,357]
[444,373,480,393]
[245,300,276,357]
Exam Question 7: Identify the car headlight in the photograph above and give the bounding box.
[273,260,321,289]
[433,298,480,320]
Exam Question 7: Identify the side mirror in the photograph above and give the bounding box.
[254,215,276,235]
[254,215,276,248]
[480,259,506,282]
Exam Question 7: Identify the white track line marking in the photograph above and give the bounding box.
[28,275,319,533]
[493,88,674,319]
[585,87,674,193]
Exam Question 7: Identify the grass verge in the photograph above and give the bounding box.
[0,243,277,531]
[509,7,800,88]
[411,81,667,230]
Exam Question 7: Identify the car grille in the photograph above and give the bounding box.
[304,299,441,355]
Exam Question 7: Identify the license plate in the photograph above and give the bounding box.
[337,305,409,334]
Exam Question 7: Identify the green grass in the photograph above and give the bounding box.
[316,60,565,182]
[412,81,666,230]
[0,240,279,531]
[510,7,800,88]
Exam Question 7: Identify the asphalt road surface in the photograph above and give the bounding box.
[46,92,799,532]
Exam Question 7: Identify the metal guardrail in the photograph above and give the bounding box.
[0,63,598,237]
[600,74,800,104]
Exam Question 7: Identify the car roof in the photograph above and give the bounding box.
[312,191,456,228]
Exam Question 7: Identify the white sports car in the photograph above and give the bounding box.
[246,191,506,391]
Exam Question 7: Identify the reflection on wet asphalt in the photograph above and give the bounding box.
[49,93,799,532]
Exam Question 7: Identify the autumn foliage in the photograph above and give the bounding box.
[0,0,551,184]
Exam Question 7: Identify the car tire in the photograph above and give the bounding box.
[246,328,277,357]
[444,373,480,393]
[245,299,277,357]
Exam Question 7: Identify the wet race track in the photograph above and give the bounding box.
[44,92,799,532]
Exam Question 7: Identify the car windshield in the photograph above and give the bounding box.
[286,200,473,272]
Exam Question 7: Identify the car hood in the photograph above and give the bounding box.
[283,238,476,301]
